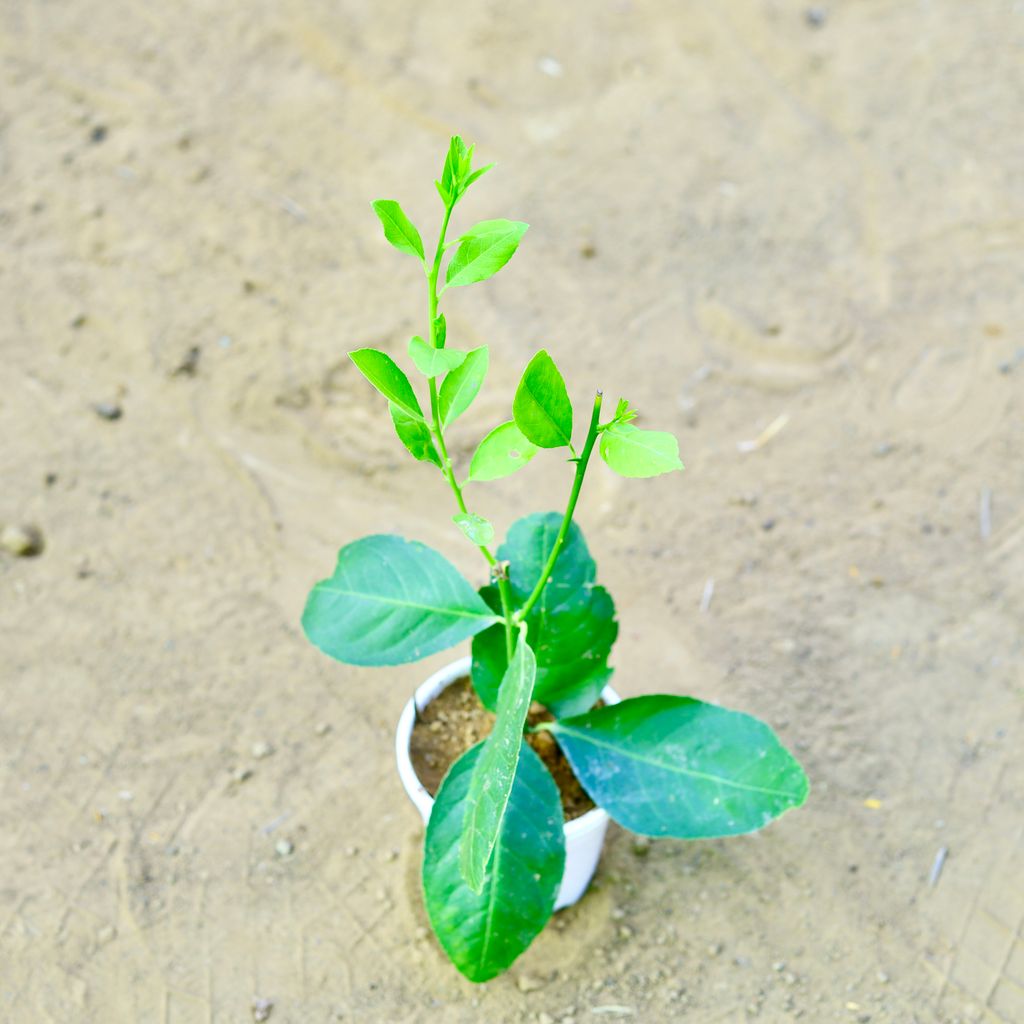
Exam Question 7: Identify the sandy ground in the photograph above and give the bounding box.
[2,1,1023,1021]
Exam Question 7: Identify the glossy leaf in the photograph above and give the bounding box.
[371,199,424,260]
[423,741,564,982]
[408,335,467,379]
[513,350,573,448]
[599,423,683,478]
[302,535,500,666]
[444,219,528,289]
[547,696,809,837]
[471,514,617,715]
[467,421,538,483]
[390,404,441,467]
[439,346,489,428]
[460,638,537,892]
[349,348,423,420]
[453,512,495,546]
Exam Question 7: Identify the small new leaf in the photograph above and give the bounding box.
[513,350,574,448]
[408,336,467,379]
[439,347,489,428]
[349,348,423,420]
[599,423,683,478]
[453,512,495,546]
[467,421,538,483]
[371,200,425,261]
[444,220,529,289]
[391,404,441,467]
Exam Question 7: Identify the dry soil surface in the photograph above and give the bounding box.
[2,2,1023,1022]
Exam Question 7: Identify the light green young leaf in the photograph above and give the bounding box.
[390,404,441,467]
[460,637,537,892]
[467,421,538,483]
[453,512,495,546]
[439,346,489,428]
[547,696,809,837]
[438,135,471,206]
[444,220,529,289]
[433,313,447,348]
[423,741,564,982]
[408,336,467,379]
[462,163,494,190]
[302,535,500,666]
[349,348,423,420]
[599,423,683,478]
[512,350,574,448]
[371,200,425,261]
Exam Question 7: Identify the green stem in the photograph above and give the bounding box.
[426,201,515,658]
[514,391,603,625]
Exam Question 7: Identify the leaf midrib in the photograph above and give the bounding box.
[315,584,498,620]
[522,378,570,445]
[552,725,802,799]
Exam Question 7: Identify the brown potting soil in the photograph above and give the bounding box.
[409,675,597,821]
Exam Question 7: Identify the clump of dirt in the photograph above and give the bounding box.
[409,676,596,820]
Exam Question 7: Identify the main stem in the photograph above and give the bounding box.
[426,201,516,660]
[514,391,604,625]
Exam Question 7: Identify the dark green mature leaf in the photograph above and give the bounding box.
[302,535,500,666]
[460,638,537,892]
[599,423,683,478]
[408,336,467,379]
[453,512,495,546]
[423,741,565,982]
[547,697,809,837]
[439,346,489,428]
[467,421,538,482]
[371,199,425,260]
[513,350,574,448]
[390,404,441,467]
[349,348,423,420]
[471,513,617,715]
[444,219,528,289]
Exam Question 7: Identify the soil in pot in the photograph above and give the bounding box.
[409,675,596,821]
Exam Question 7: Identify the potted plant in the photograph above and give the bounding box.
[302,136,808,983]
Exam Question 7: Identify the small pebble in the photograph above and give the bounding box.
[517,973,546,993]
[96,925,117,944]
[251,741,274,760]
[275,838,294,857]
[805,6,827,27]
[876,971,889,984]
[89,125,108,144]
[93,401,123,421]
[385,847,399,862]
[1,524,44,557]
[252,997,274,1022]
[232,767,253,783]
[610,906,626,921]
[631,837,651,857]
[315,722,331,736]
[707,942,723,957]
[618,925,634,939]
[537,1013,555,1024]
[773,961,786,972]
[344,845,359,857]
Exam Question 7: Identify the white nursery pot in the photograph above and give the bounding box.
[395,655,619,910]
